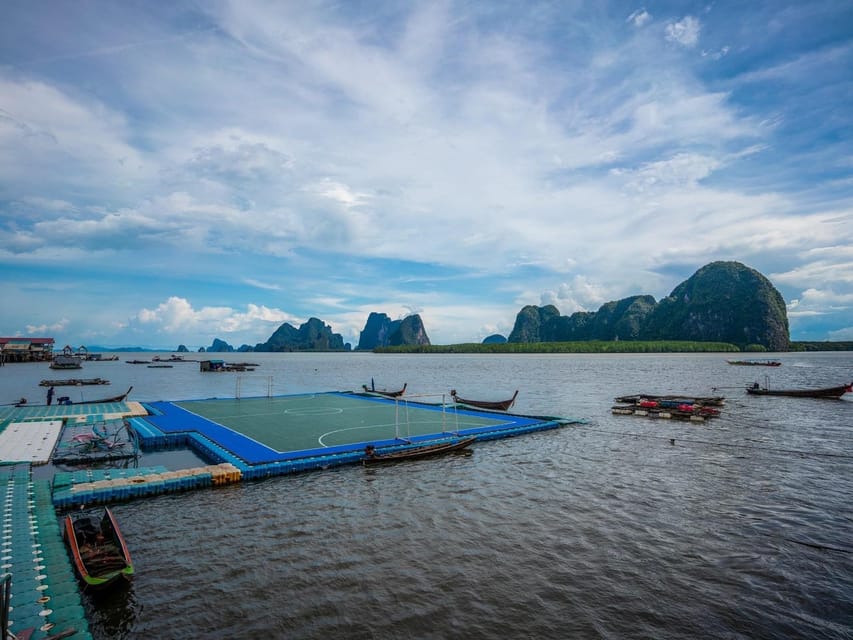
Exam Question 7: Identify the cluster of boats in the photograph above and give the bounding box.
[614,380,851,423]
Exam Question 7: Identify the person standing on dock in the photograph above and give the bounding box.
[46,386,54,405]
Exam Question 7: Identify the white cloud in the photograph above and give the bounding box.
[26,319,68,334]
[615,152,721,191]
[627,9,651,28]
[243,278,282,291]
[702,46,730,60]
[665,16,700,48]
[136,297,297,336]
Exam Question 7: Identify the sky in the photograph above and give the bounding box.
[1,1,852,350]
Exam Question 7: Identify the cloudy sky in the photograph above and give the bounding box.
[1,1,851,349]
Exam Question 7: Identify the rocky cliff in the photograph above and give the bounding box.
[357,312,430,349]
[508,262,789,350]
[388,315,430,347]
[254,317,350,351]
[643,261,789,350]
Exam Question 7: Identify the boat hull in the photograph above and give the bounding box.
[363,437,476,465]
[64,508,134,589]
[451,390,518,411]
[746,383,852,399]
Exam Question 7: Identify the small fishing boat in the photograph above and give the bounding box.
[451,389,518,411]
[63,507,134,589]
[362,383,407,398]
[362,437,476,465]
[727,359,782,366]
[58,387,132,405]
[746,382,852,399]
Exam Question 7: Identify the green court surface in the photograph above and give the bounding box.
[174,393,510,453]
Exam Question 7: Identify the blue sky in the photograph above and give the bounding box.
[1,1,851,349]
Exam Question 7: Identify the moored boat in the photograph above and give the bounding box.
[362,383,407,398]
[451,389,518,411]
[727,359,782,366]
[746,382,852,399]
[63,507,134,589]
[362,437,476,465]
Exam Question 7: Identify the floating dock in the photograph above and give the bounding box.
[1,465,91,640]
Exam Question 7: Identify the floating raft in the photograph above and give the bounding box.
[612,394,724,422]
[39,378,110,387]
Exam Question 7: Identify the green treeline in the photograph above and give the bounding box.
[375,340,742,354]
[790,341,853,351]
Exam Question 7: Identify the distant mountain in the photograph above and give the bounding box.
[254,317,350,351]
[508,261,789,350]
[206,338,235,352]
[482,334,507,344]
[357,312,430,349]
[643,261,789,350]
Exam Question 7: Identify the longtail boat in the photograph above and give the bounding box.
[89,386,133,403]
[746,382,852,399]
[451,389,518,411]
[727,359,782,366]
[54,386,132,405]
[362,383,407,398]
[362,437,476,465]
[63,508,134,590]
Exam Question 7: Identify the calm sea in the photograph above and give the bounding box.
[2,352,852,639]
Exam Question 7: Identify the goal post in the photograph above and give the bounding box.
[392,392,460,441]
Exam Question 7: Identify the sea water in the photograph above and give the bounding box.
[1,352,852,639]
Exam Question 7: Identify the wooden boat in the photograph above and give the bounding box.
[614,393,726,407]
[746,382,852,399]
[46,386,132,406]
[63,507,134,589]
[451,389,518,411]
[92,386,133,403]
[362,437,476,465]
[727,359,782,366]
[362,383,407,398]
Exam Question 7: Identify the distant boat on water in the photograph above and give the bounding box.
[727,359,782,366]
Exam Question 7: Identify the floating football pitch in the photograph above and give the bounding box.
[143,391,549,464]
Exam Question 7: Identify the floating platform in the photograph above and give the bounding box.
[1,465,92,640]
[2,391,583,507]
[0,420,63,464]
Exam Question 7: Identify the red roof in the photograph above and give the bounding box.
[0,337,55,345]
